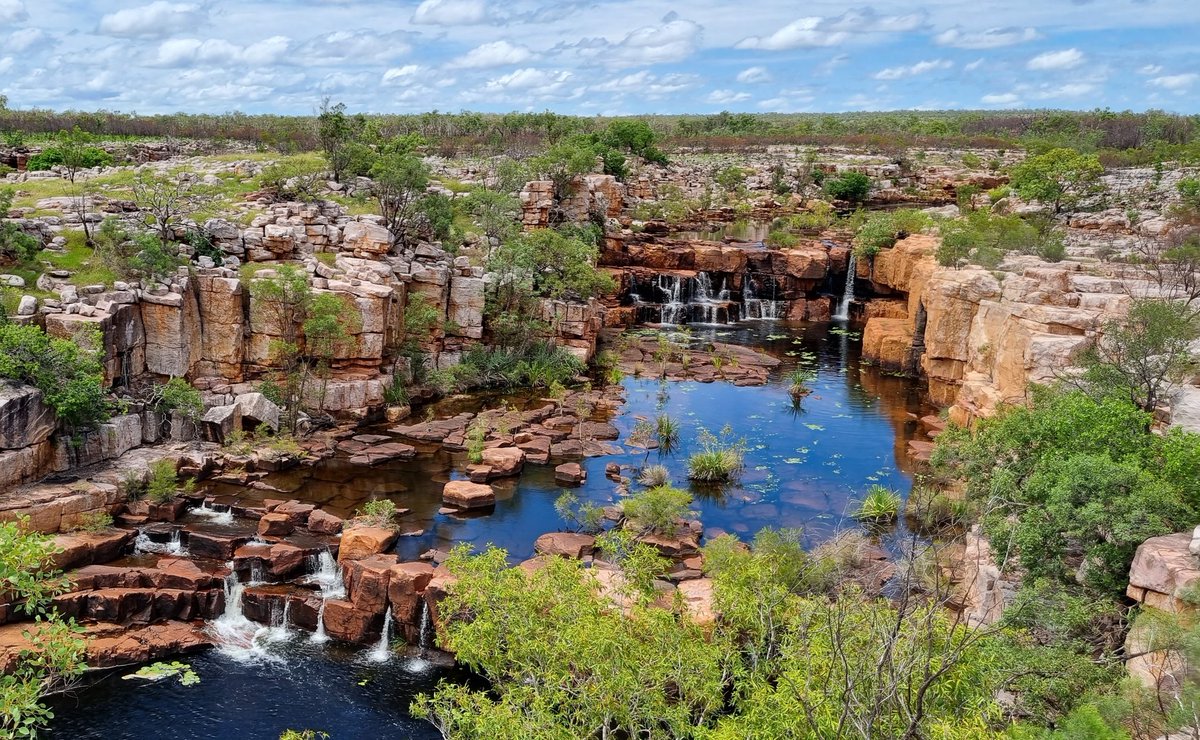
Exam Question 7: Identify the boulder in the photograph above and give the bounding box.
[677,578,716,627]
[388,562,435,627]
[342,221,393,256]
[234,392,280,432]
[346,554,399,613]
[338,526,399,562]
[534,532,595,559]
[256,512,294,538]
[307,509,344,535]
[554,462,586,486]
[321,599,382,643]
[0,381,56,450]
[442,480,495,509]
[201,404,241,444]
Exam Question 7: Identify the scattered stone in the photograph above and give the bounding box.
[554,462,587,486]
[442,480,496,510]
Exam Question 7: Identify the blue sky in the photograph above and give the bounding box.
[1,0,1197,115]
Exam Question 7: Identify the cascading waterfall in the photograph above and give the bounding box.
[264,600,293,643]
[208,565,285,663]
[367,610,393,663]
[743,273,783,320]
[191,501,234,526]
[417,600,433,651]
[632,272,738,325]
[134,527,186,556]
[833,253,857,321]
[306,550,344,645]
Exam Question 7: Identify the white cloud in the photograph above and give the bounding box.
[1033,82,1097,98]
[296,30,412,64]
[873,59,952,80]
[737,18,846,50]
[483,67,572,92]
[1139,64,1163,75]
[981,92,1021,105]
[0,57,12,75]
[98,2,203,39]
[449,40,532,69]
[0,0,26,23]
[412,0,487,25]
[964,58,984,72]
[706,89,751,105]
[824,8,927,34]
[936,26,1038,49]
[758,87,816,112]
[153,36,290,67]
[382,65,425,84]
[1149,73,1198,91]
[591,71,697,98]
[1027,48,1084,71]
[6,28,48,53]
[737,66,771,84]
[607,17,702,67]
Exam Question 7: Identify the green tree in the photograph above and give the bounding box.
[1077,298,1199,413]
[131,171,209,246]
[0,323,107,430]
[317,99,372,182]
[487,228,614,318]
[463,187,520,248]
[0,519,87,738]
[1009,148,1104,213]
[0,188,40,264]
[369,151,431,246]
[823,171,872,203]
[532,139,597,206]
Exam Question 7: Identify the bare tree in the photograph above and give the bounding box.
[131,171,209,244]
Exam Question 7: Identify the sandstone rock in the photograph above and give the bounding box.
[442,480,495,509]
[479,447,525,478]
[534,532,595,558]
[307,509,344,535]
[388,562,434,627]
[554,462,586,486]
[257,512,294,538]
[235,392,280,432]
[677,578,716,626]
[346,554,399,613]
[339,526,399,562]
[0,381,56,450]
[321,599,381,643]
[1127,532,1200,611]
[201,404,241,444]
[342,221,393,256]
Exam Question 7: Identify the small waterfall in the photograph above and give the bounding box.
[208,566,284,663]
[134,527,186,556]
[248,561,266,586]
[833,253,857,321]
[192,501,234,526]
[312,600,330,644]
[367,610,393,663]
[743,273,782,320]
[657,274,684,325]
[633,272,737,326]
[264,599,293,643]
[417,600,433,651]
[307,550,343,645]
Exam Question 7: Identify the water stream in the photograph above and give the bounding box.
[833,253,857,321]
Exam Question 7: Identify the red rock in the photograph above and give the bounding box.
[321,599,381,643]
[51,529,135,570]
[187,531,251,560]
[442,480,495,509]
[534,532,595,559]
[338,526,398,562]
[146,499,187,522]
[273,500,315,525]
[480,447,525,478]
[346,554,399,613]
[257,512,294,538]
[554,462,586,486]
[637,531,700,558]
[387,562,435,626]
[307,508,344,535]
[605,462,622,480]
[677,578,716,626]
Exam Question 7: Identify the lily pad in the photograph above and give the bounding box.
[124,661,200,686]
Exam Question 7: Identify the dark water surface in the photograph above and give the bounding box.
[48,319,933,738]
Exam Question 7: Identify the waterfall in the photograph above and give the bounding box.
[248,561,266,586]
[743,273,782,321]
[833,254,857,321]
[657,274,684,325]
[134,527,186,556]
[367,610,393,663]
[417,600,433,651]
[192,501,234,526]
[633,272,737,326]
[307,550,343,645]
[312,600,329,644]
[208,567,283,664]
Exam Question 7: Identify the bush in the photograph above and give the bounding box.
[70,511,113,533]
[444,342,585,393]
[0,187,41,264]
[637,464,671,488]
[852,484,902,522]
[26,144,112,173]
[465,420,486,464]
[687,426,746,483]
[0,323,107,429]
[146,459,179,503]
[555,491,604,533]
[822,171,872,203]
[356,498,398,528]
[937,210,1066,268]
[622,485,694,536]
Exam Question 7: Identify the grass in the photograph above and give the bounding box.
[852,484,902,523]
[622,485,694,536]
[637,464,671,488]
[687,426,746,483]
[355,498,398,528]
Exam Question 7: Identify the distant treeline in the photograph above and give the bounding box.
[2,99,1198,166]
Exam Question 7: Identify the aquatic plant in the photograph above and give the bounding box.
[465,420,487,464]
[852,484,902,522]
[356,498,398,528]
[687,425,746,483]
[637,464,671,488]
[555,491,604,534]
[622,485,694,536]
[655,414,680,454]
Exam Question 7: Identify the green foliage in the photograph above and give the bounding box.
[937,210,1066,268]
[1076,298,1200,412]
[0,323,107,429]
[487,228,614,321]
[852,484,902,522]
[822,171,872,203]
[440,342,585,393]
[933,385,1199,596]
[554,491,604,534]
[687,425,746,483]
[465,420,486,464]
[145,459,179,503]
[622,485,693,535]
[318,100,375,182]
[531,138,598,201]
[1009,148,1104,213]
[26,128,113,180]
[279,732,329,740]
[599,119,667,164]
[355,498,398,528]
[0,188,41,264]
[258,155,328,201]
[0,518,87,738]
[369,150,432,245]
[852,209,931,258]
[636,464,671,488]
[123,660,200,686]
[463,187,520,244]
[715,166,748,192]
[69,511,113,533]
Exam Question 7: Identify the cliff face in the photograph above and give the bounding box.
[860,235,1131,424]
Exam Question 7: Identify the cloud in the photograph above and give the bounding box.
[964,58,984,72]
[758,87,817,112]
[706,89,751,105]
[1027,48,1084,71]
[412,0,487,25]
[382,65,425,84]
[736,66,771,84]
[153,36,290,67]
[1033,82,1097,98]
[449,40,532,69]
[607,16,702,67]
[483,67,572,92]
[981,92,1021,105]
[737,17,846,50]
[0,0,25,23]
[935,26,1038,49]
[1139,64,1163,75]
[1149,73,1198,91]
[873,59,952,80]
[296,30,412,64]
[591,70,697,98]
[7,28,49,53]
[98,2,203,39]
[0,57,12,75]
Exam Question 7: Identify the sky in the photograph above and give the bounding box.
[0,0,1197,116]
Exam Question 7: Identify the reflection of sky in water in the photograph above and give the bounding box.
[203,321,931,562]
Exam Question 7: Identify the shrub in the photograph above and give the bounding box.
[637,464,671,488]
[1009,148,1104,213]
[851,209,930,259]
[961,152,983,169]
[937,210,1066,268]
[0,323,108,430]
[26,144,113,173]
[622,485,694,536]
[146,459,179,503]
[655,414,680,453]
[0,187,41,264]
[356,498,398,528]
[70,511,113,533]
[822,171,872,203]
[903,486,964,531]
[987,185,1011,202]
[687,426,746,483]
[121,471,147,501]
[465,420,487,464]
[555,491,604,533]
[851,484,902,522]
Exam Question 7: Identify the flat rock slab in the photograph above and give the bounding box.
[442,480,496,509]
[534,532,595,558]
[349,442,417,465]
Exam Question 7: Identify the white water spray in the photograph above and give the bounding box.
[367,610,393,663]
[833,254,857,321]
[134,527,186,556]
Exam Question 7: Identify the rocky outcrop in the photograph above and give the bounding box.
[0,381,56,450]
